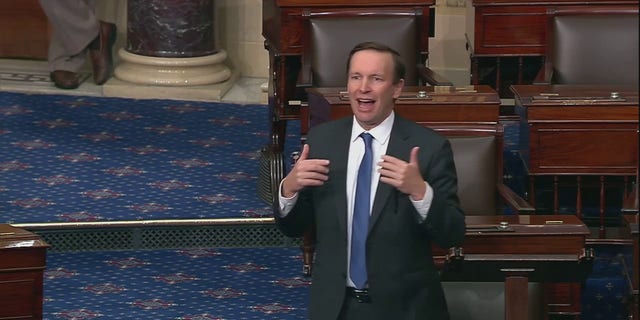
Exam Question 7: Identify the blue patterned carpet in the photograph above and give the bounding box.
[1,92,299,224]
[2,92,310,319]
[43,246,632,320]
[45,247,310,320]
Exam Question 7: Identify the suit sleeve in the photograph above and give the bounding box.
[273,184,314,238]
[421,138,466,249]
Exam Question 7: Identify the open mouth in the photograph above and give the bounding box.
[356,98,375,109]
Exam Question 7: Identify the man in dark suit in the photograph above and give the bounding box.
[276,41,466,320]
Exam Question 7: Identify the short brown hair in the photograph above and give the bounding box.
[346,41,406,84]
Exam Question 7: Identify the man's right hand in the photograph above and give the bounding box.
[281,144,330,198]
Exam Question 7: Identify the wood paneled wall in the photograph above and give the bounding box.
[0,0,50,59]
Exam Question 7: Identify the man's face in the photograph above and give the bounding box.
[347,49,404,131]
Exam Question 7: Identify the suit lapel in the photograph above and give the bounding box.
[369,116,410,231]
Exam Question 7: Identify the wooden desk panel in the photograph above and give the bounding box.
[0,224,49,320]
[0,0,50,59]
[512,84,639,176]
[436,215,590,265]
[532,123,636,174]
[437,215,592,320]
[472,5,547,56]
[304,85,500,135]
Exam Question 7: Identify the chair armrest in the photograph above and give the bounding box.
[533,61,553,85]
[418,65,454,87]
[294,63,314,102]
[497,182,535,214]
[432,245,464,272]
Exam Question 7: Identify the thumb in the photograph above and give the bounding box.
[298,144,310,161]
[409,146,420,165]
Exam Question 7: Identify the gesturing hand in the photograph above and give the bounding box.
[281,144,330,198]
[378,146,426,200]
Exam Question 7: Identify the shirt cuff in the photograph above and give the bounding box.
[411,181,433,222]
[278,178,298,217]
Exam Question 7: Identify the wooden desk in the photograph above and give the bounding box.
[512,84,639,236]
[0,224,49,320]
[304,85,500,136]
[466,0,639,98]
[622,214,639,319]
[437,214,592,320]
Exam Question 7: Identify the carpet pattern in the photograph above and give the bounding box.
[1,92,299,224]
[44,247,310,320]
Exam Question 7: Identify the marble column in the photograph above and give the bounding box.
[114,0,231,86]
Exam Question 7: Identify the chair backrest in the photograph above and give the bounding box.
[309,15,422,87]
[548,7,639,85]
[431,125,504,215]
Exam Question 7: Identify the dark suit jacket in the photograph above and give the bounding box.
[275,114,466,320]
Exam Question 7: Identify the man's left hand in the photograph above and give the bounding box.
[378,146,426,200]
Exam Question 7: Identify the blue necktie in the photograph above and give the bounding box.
[350,132,373,289]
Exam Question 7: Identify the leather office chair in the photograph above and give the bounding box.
[431,124,533,216]
[534,6,639,86]
[297,15,452,95]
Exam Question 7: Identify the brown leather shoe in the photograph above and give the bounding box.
[50,70,80,89]
[89,21,117,85]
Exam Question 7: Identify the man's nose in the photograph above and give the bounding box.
[359,79,371,92]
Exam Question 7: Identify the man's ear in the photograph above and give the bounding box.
[393,79,405,99]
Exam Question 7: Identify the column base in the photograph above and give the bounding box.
[102,70,239,102]
[105,49,236,102]
[114,49,231,86]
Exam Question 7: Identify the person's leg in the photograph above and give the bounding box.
[87,0,119,85]
[39,0,99,89]
[39,0,99,73]
[94,0,125,25]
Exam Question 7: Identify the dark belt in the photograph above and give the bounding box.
[345,287,371,303]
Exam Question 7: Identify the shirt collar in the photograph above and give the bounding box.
[350,111,395,145]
